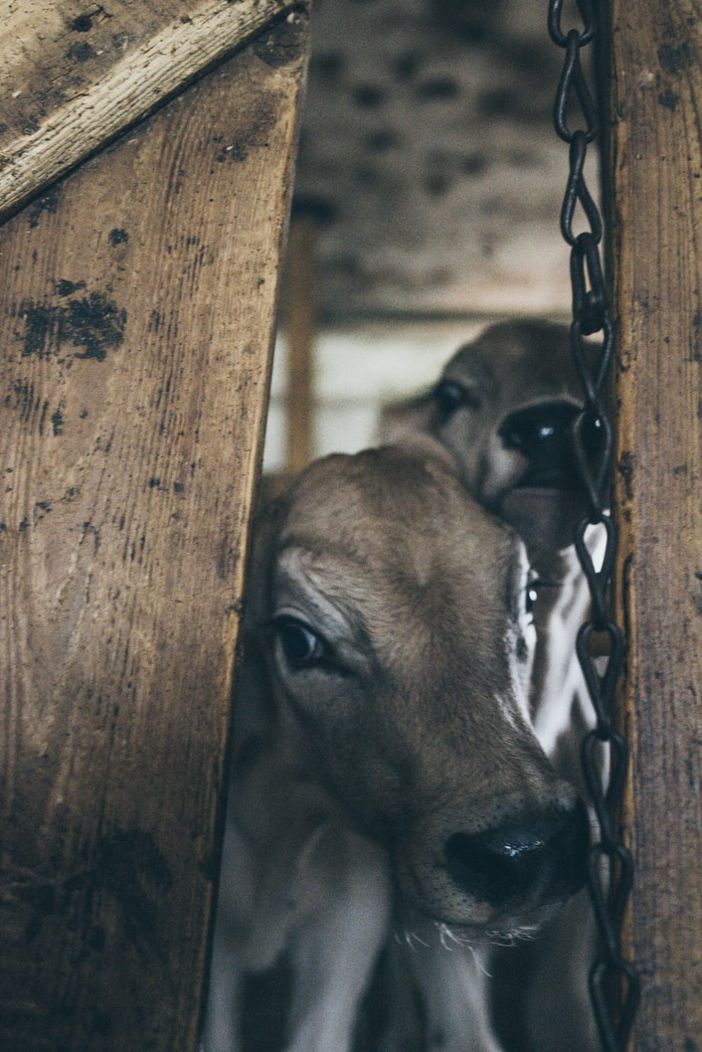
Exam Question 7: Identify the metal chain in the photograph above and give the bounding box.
[547,1,640,1048]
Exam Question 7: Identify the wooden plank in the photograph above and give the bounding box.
[608,2,702,1047]
[0,12,308,1051]
[0,0,299,221]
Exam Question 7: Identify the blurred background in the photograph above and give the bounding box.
[265,0,597,473]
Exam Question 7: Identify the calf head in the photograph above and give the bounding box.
[380,320,604,569]
[247,447,588,937]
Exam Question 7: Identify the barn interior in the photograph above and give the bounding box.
[1,1,696,1047]
[266,0,599,474]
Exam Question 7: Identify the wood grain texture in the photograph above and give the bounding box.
[0,0,299,222]
[608,3,702,1047]
[0,12,308,1051]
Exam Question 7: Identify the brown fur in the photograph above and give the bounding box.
[205,443,586,1052]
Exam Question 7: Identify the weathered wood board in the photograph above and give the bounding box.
[0,12,308,1051]
[0,0,298,222]
[608,2,702,1047]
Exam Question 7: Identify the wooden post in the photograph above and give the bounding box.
[608,3,702,1047]
[0,11,308,1052]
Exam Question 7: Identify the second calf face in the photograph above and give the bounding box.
[253,448,588,936]
[420,321,589,512]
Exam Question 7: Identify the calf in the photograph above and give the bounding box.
[203,443,589,1052]
[381,319,606,1050]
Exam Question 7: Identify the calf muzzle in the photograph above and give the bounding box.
[443,802,590,910]
[498,399,604,491]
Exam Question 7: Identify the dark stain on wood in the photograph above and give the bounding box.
[657,40,694,74]
[71,13,95,32]
[17,302,55,358]
[215,101,277,164]
[658,89,680,109]
[27,186,60,229]
[253,11,307,68]
[16,291,126,361]
[67,41,96,64]
[19,114,40,135]
[51,407,64,435]
[77,295,124,357]
[617,450,636,501]
[55,278,86,297]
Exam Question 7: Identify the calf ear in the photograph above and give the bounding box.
[388,430,460,475]
[377,388,462,474]
[376,388,435,444]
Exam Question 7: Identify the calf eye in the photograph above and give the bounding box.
[273,616,328,670]
[434,380,482,420]
[525,582,542,620]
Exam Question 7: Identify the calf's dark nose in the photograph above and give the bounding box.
[498,400,584,487]
[444,804,590,908]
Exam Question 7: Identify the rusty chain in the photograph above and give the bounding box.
[547,1,640,1048]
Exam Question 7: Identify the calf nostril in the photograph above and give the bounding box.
[444,828,546,906]
[444,805,590,908]
[498,401,581,485]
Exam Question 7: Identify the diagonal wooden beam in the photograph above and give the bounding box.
[0,0,300,222]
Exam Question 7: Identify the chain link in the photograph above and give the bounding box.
[547,2,640,1048]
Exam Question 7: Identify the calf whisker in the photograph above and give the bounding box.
[484,925,540,948]
[394,926,430,951]
[433,923,492,976]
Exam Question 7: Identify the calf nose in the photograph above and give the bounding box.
[498,401,587,488]
[444,804,590,908]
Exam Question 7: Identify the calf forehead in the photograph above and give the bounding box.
[447,322,579,408]
[281,449,515,577]
[278,450,518,648]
